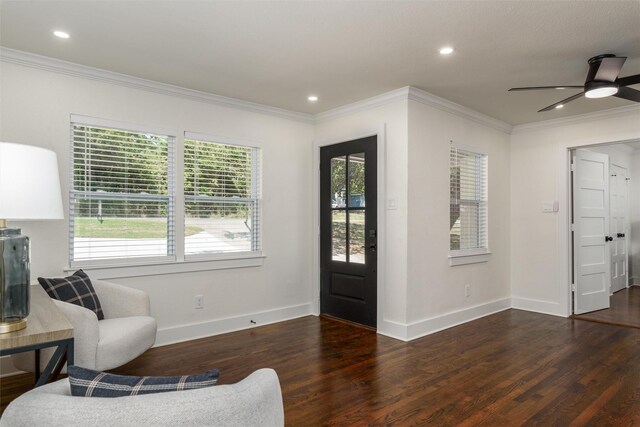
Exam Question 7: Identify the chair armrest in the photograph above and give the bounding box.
[92,280,151,319]
[52,300,100,369]
[1,369,284,427]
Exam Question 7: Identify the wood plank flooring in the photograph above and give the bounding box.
[574,286,640,329]
[2,309,640,425]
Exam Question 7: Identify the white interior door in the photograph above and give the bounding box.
[573,149,611,314]
[610,163,629,293]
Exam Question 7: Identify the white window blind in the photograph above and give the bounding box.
[450,145,488,255]
[69,122,175,265]
[184,136,261,257]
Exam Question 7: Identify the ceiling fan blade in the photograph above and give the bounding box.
[592,57,626,82]
[616,74,640,87]
[509,86,583,91]
[538,92,584,112]
[614,86,640,103]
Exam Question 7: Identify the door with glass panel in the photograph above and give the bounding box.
[320,136,377,328]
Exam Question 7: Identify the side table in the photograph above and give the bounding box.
[0,285,74,387]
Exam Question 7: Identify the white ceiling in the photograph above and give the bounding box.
[1,1,639,125]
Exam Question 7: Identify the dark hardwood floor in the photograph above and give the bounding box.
[2,309,640,425]
[574,286,640,329]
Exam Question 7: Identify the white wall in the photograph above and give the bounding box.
[314,96,409,336]
[631,150,640,284]
[313,89,513,340]
[510,108,640,316]
[406,99,511,336]
[0,61,315,347]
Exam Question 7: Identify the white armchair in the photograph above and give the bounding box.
[12,279,157,372]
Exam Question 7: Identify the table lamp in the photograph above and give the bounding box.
[0,142,64,333]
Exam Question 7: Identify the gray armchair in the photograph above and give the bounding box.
[12,279,156,372]
[0,369,284,427]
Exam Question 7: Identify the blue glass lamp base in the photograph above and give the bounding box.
[0,227,30,333]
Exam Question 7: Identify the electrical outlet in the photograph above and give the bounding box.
[194,294,204,309]
[464,284,470,298]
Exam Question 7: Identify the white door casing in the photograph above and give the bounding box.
[610,163,629,293]
[573,149,611,314]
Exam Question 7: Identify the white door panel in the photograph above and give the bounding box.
[610,163,629,293]
[573,149,611,314]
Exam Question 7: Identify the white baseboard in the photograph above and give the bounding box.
[377,320,409,341]
[510,297,567,317]
[377,298,511,342]
[0,303,313,378]
[406,298,512,341]
[155,303,313,347]
[630,276,640,286]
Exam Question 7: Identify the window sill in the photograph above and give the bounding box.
[448,252,491,266]
[65,253,265,280]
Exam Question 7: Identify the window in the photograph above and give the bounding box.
[70,120,175,265]
[69,118,264,270]
[183,134,261,258]
[449,145,488,261]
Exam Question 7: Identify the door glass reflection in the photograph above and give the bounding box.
[331,156,346,208]
[348,153,365,207]
[332,210,347,261]
[349,210,365,264]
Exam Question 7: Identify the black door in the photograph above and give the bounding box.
[320,136,377,328]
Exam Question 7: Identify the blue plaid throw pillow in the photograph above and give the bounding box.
[68,366,220,397]
[38,270,104,320]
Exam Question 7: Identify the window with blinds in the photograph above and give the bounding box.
[70,122,175,265]
[450,145,488,255]
[184,135,260,257]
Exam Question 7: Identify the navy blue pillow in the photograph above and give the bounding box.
[68,366,220,397]
[38,270,104,320]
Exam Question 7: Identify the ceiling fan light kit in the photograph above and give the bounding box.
[509,53,640,112]
[584,82,618,99]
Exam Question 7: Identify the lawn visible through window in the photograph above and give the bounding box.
[70,123,174,263]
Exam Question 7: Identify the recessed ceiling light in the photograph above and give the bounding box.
[53,30,70,39]
[439,47,454,55]
[555,104,563,109]
[308,95,318,102]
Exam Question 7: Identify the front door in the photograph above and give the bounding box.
[320,136,377,328]
[610,163,629,293]
[573,149,611,314]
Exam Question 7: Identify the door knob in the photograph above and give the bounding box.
[605,236,613,242]
[617,233,626,238]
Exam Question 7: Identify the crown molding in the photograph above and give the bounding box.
[0,48,314,124]
[314,87,410,123]
[407,87,513,134]
[315,86,514,134]
[511,104,640,134]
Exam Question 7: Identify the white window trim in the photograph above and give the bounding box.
[449,142,489,266]
[64,253,265,280]
[67,116,265,276]
[448,251,491,266]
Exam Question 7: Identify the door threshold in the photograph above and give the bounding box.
[319,314,376,332]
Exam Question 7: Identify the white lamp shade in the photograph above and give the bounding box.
[0,142,64,220]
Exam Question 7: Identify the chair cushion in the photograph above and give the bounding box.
[95,316,157,371]
[68,365,219,397]
[38,270,104,320]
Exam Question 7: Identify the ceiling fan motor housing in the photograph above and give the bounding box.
[585,54,617,83]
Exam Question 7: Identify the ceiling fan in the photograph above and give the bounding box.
[509,54,640,112]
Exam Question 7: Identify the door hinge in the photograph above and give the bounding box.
[570,163,576,172]
[571,283,577,292]
[570,223,575,231]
